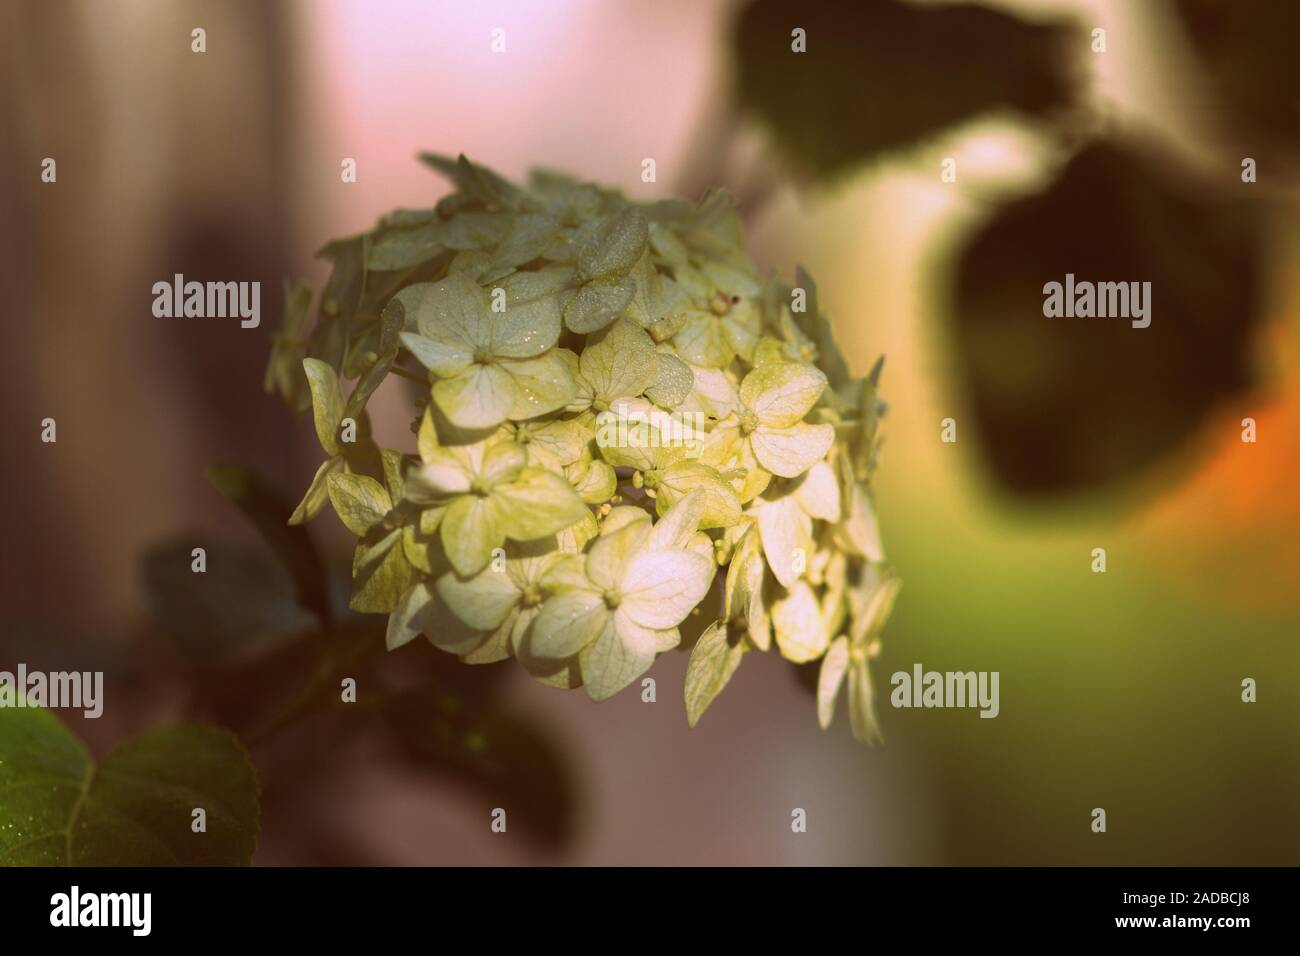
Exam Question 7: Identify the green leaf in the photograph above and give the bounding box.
[491,213,562,271]
[793,266,851,392]
[0,707,259,865]
[382,687,574,847]
[142,538,316,666]
[684,620,746,727]
[437,212,509,250]
[734,0,1078,178]
[206,464,331,624]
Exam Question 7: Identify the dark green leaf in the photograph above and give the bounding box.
[142,537,316,666]
[207,464,332,624]
[383,688,574,848]
[0,707,259,866]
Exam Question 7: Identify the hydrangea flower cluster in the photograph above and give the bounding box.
[266,154,898,742]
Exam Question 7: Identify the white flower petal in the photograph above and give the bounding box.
[756,494,813,589]
[772,580,829,663]
[407,447,472,497]
[620,549,714,629]
[741,362,827,428]
[585,520,651,591]
[750,421,834,479]
[646,488,707,552]
[793,460,842,522]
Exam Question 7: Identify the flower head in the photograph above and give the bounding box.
[268,153,899,743]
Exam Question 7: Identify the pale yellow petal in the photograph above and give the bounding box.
[619,550,714,629]
[772,580,829,663]
[750,421,834,479]
[741,362,827,428]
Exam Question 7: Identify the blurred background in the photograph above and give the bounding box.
[3,0,1298,864]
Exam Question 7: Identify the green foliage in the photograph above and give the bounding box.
[142,537,316,666]
[383,687,574,847]
[0,702,259,865]
[265,153,899,741]
[207,464,331,624]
